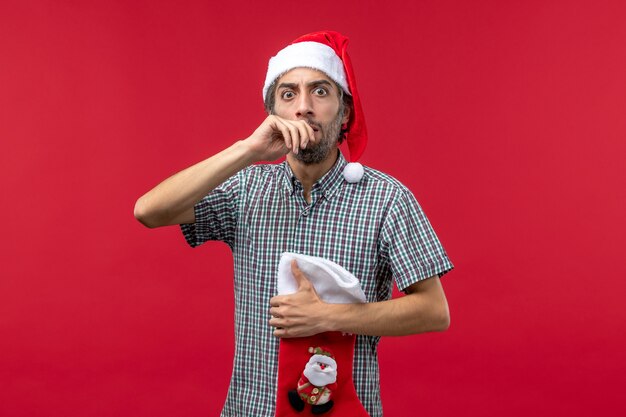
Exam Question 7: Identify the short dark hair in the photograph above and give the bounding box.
[263,78,353,144]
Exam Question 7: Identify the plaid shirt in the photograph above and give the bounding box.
[181,151,453,417]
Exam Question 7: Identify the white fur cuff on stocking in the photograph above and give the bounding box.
[277,252,366,304]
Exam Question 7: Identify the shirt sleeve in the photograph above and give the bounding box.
[179,171,242,248]
[380,189,454,292]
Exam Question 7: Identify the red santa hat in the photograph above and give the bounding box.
[263,30,367,183]
[308,346,335,361]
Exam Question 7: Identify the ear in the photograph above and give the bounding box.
[342,102,351,125]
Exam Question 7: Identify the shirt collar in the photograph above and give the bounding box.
[282,150,347,200]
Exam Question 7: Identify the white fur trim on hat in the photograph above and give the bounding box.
[277,252,366,304]
[263,41,351,100]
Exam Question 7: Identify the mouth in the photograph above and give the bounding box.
[306,120,320,132]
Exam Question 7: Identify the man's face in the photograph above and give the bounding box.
[273,68,349,165]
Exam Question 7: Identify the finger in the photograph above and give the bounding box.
[269,295,282,307]
[295,121,312,149]
[290,260,310,290]
[278,123,294,151]
[279,119,300,154]
[269,306,281,317]
[286,122,301,154]
[269,315,292,337]
[273,118,293,150]
[268,316,283,328]
[303,121,315,144]
[273,327,288,338]
[274,326,306,339]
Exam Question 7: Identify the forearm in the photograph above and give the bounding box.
[270,268,450,338]
[134,115,314,228]
[134,140,254,228]
[323,290,450,336]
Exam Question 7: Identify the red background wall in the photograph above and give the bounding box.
[2,1,625,416]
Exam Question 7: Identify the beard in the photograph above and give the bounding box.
[293,108,344,165]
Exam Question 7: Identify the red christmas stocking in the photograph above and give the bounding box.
[274,253,370,417]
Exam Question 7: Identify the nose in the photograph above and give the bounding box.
[295,93,313,118]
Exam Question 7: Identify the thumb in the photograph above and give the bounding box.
[290,259,312,291]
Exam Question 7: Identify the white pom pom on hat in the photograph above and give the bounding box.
[343,162,364,183]
[264,31,368,183]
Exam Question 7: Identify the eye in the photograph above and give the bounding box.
[313,87,328,96]
[281,91,295,100]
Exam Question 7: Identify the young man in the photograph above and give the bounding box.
[135,31,453,417]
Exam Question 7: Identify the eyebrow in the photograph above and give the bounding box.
[277,79,334,90]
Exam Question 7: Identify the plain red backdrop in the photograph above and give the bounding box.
[1,0,625,416]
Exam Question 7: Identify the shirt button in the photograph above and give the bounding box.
[310,396,317,402]
[312,388,319,394]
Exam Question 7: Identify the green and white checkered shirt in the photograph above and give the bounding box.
[181,151,453,416]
